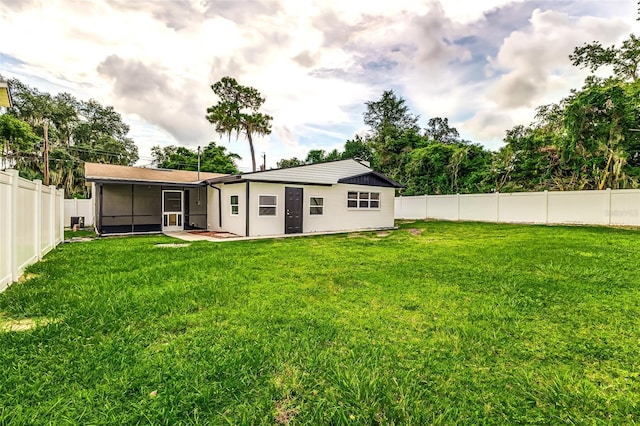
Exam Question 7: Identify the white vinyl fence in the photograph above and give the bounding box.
[64,198,94,228]
[1,169,64,292]
[395,189,640,227]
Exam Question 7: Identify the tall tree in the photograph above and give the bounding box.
[305,149,328,164]
[570,34,640,82]
[8,79,56,184]
[276,157,304,168]
[72,99,138,165]
[363,90,419,137]
[562,79,640,189]
[52,92,78,147]
[363,90,421,183]
[405,141,492,195]
[489,28,640,192]
[7,78,139,197]
[151,141,240,174]
[0,114,39,170]
[424,117,461,144]
[206,76,272,172]
[341,135,373,163]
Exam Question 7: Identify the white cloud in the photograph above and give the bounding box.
[462,7,633,147]
[438,0,526,23]
[488,9,628,109]
[1,0,637,169]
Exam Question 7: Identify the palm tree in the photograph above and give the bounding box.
[206,77,272,172]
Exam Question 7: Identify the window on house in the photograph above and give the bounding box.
[310,197,324,215]
[347,191,380,209]
[230,195,239,215]
[258,195,277,216]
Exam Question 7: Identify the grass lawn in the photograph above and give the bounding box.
[1,221,639,424]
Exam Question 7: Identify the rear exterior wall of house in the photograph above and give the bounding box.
[207,182,395,237]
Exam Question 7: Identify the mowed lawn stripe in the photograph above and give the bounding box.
[0,221,638,424]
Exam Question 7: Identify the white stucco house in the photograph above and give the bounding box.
[85,159,403,237]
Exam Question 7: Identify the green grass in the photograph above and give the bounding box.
[1,221,639,424]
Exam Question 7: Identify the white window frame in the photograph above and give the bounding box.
[258,194,278,217]
[230,194,239,216]
[347,191,381,210]
[309,196,324,216]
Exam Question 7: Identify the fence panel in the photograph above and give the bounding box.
[0,170,64,292]
[64,198,94,228]
[426,195,458,221]
[547,190,610,225]
[459,194,497,222]
[0,172,11,289]
[498,192,547,224]
[40,185,53,254]
[610,190,640,226]
[395,188,640,227]
[394,196,426,219]
[56,192,63,243]
[16,179,38,272]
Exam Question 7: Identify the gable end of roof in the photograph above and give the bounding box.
[338,171,404,188]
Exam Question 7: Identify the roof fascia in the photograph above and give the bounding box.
[87,178,206,188]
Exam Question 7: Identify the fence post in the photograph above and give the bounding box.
[457,193,460,221]
[59,190,64,242]
[35,180,42,260]
[424,195,428,219]
[8,169,19,282]
[544,190,549,224]
[496,192,500,223]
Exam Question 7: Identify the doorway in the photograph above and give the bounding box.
[284,187,303,234]
[162,190,183,232]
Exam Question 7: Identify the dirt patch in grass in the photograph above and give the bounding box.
[155,243,191,248]
[408,228,423,236]
[188,231,238,238]
[348,231,391,239]
[274,396,299,425]
[0,314,58,332]
[18,273,39,283]
[64,237,94,243]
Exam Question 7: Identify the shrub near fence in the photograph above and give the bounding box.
[0,169,64,292]
[395,189,640,227]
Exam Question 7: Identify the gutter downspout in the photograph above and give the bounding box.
[98,183,103,236]
[131,184,135,233]
[207,183,222,228]
[245,181,250,237]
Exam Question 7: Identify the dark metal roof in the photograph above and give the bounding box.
[337,171,404,188]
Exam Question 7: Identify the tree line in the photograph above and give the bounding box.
[1,79,139,197]
[1,79,241,197]
[2,30,638,197]
[277,33,640,195]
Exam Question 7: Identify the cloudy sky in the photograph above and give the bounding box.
[1,0,637,170]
